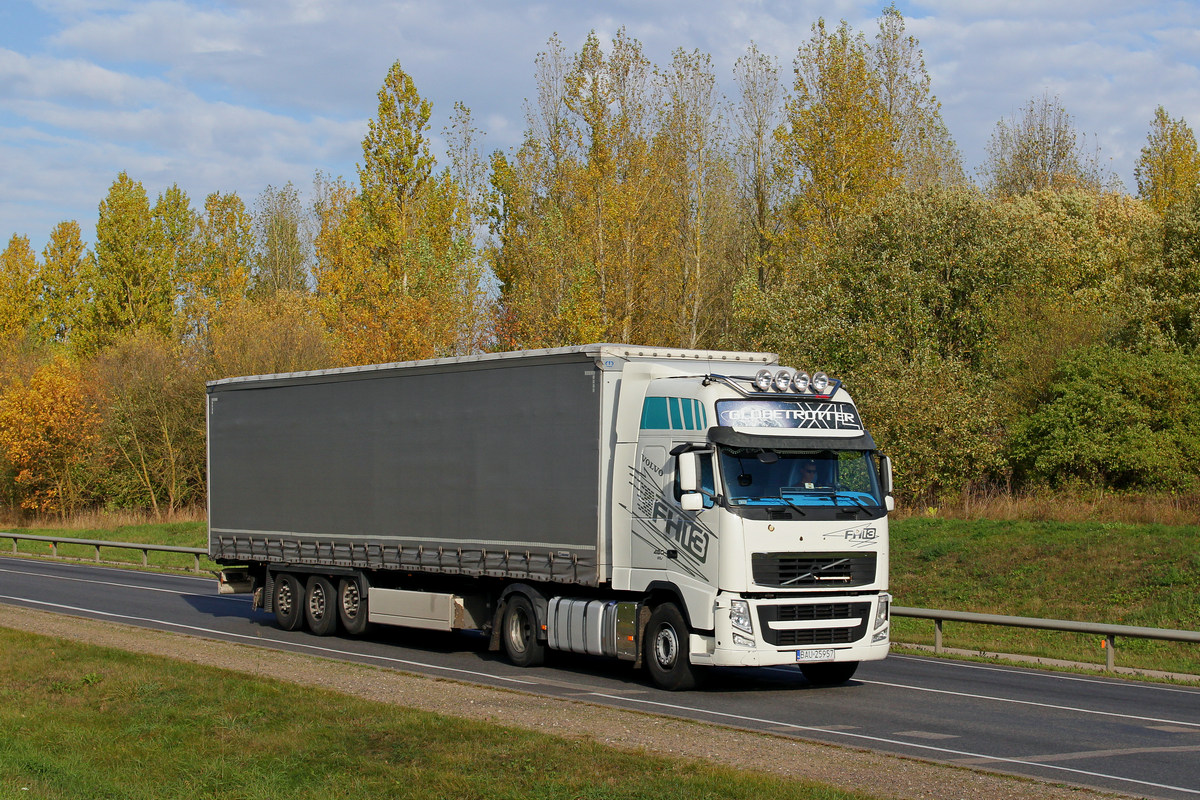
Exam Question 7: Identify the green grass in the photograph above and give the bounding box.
[0,521,213,573]
[891,517,1200,674]
[0,627,874,800]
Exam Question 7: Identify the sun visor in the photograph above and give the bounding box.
[707,425,876,451]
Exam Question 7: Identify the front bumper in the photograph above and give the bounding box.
[699,592,891,668]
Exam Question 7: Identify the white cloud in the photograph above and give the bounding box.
[3,0,1199,249]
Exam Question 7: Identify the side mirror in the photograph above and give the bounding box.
[677,451,703,511]
[879,455,895,512]
[678,451,699,492]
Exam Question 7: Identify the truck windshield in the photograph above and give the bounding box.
[717,446,884,508]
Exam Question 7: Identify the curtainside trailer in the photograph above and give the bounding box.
[208,344,893,690]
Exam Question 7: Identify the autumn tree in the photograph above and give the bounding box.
[657,47,739,347]
[150,183,197,306]
[0,234,43,345]
[40,221,93,345]
[86,172,173,351]
[184,191,253,344]
[872,4,964,188]
[207,291,335,379]
[566,29,662,343]
[95,329,205,516]
[732,42,783,291]
[489,35,601,348]
[0,356,101,515]
[1135,106,1200,215]
[776,19,900,247]
[1151,188,1200,348]
[981,93,1112,196]
[252,182,311,296]
[315,62,488,364]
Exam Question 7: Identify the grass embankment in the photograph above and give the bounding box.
[0,627,871,800]
[0,520,214,573]
[5,516,1199,674]
[891,518,1200,674]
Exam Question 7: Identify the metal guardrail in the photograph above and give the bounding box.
[2,532,207,574]
[3,532,1196,672]
[893,606,1200,671]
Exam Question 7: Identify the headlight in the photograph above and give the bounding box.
[733,633,755,648]
[875,594,890,629]
[730,599,753,634]
[754,369,773,392]
[791,371,810,393]
[773,370,792,392]
[812,371,831,394]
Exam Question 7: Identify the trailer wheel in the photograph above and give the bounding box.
[800,661,859,686]
[645,603,701,691]
[501,594,545,667]
[273,573,305,631]
[304,575,338,636]
[338,576,370,636]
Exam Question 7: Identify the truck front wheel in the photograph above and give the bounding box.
[304,575,339,636]
[501,594,545,667]
[273,573,305,631]
[645,603,702,691]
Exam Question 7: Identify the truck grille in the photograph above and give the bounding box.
[752,552,876,588]
[756,602,871,647]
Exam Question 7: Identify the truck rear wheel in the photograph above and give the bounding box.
[645,603,701,691]
[337,576,370,636]
[304,575,339,636]
[501,594,545,667]
[273,573,305,631]
[800,661,859,686]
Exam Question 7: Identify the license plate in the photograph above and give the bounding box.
[795,649,835,663]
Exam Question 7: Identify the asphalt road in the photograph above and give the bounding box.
[3,555,1199,799]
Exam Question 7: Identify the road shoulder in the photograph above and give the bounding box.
[1,606,1131,800]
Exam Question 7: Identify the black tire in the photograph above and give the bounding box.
[338,576,370,636]
[273,573,305,631]
[304,575,339,636]
[644,603,702,691]
[800,661,859,686]
[501,594,545,667]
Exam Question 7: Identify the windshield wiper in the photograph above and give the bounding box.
[777,494,808,517]
[832,491,873,513]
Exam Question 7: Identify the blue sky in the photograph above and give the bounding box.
[3,0,1199,252]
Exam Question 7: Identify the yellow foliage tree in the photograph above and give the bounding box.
[314,63,488,365]
[1136,106,1200,215]
[0,357,101,515]
[776,19,900,248]
[0,234,44,345]
[41,220,94,345]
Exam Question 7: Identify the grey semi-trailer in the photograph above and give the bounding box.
[208,344,893,690]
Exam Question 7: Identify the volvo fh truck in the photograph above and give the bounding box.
[208,344,893,690]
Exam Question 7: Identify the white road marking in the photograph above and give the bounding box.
[589,692,1200,797]
[0,564,217,596]
[889,654,1200,696]
[0,594,537,686]
[857,677,1200,728]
